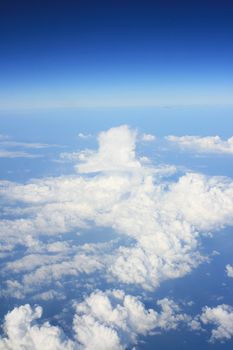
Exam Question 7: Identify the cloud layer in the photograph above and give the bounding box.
[0,290,189,350]
[1,125,233,348]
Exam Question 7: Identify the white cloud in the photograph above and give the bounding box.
[73,290,188,349]
[200,304,233,342]
[0,137,59,158]
[22,253,102,287]
[32,290,66,301]
[0,304,75,350]
[141,133,156,142]
[0,150,41,158]
[76,125,141,173]
[0,141,55,149]
[78,132,92,139]
[166,135,233,154]
[226,264,233,278]
[0,291,188,350]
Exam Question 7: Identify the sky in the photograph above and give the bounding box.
[0,0,233,108]
[1,1,233,350]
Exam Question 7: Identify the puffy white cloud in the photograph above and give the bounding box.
[200,304,233,342]
[166,135,233,154]
[76,125,141,173]
[22,253,102,287]
[141,133,156,142]
[0,291,188,350]
[226,264,233,278]
[0,304,75,350]
[163,173,233,231]
[73,290,188,349]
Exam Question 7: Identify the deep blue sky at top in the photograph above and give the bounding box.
[1,0,233,108]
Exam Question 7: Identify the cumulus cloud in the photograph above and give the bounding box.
[141,133,156,142]
[0,304,75,350]
[166,135,233,154]
[0,290,188,350]
[76,125,141,173]
[200,304,233,342]
[73,289,188,349]
[226,264,233,278]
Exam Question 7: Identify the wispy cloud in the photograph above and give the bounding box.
[0,135,61,158]
[78,132,92,139]
[0,150,42,158]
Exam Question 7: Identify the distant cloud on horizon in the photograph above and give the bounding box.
[166,135,233,154]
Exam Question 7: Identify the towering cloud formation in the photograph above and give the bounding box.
[77,125,141,173]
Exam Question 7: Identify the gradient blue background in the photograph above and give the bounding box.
[0,0,233,109]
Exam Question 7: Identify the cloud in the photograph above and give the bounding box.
[0,150,41,158]
[78,133,92,139]
[73,289,189,348]
[0,304,75,350]
[166,135,233,154]
[0,141,55,149]
[0,136,60,158]
[32,289,66,301]
[1,126,233,297]
[226,264,233,278]
[141,133,156,142]
[0,290,188,350]
[76,125,141,173]
[200,304,233,342]
[1,125,233,348]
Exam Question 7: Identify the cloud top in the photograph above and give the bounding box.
[77,125,141,173]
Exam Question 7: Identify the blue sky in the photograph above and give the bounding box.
[1,2,233,350]
[1,0,233,108]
